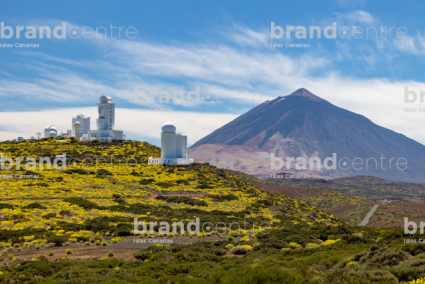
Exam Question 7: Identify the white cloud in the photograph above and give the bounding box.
[1,23,425,147]
[335,10,375,25]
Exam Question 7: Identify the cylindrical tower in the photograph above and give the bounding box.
[74,121,81,139]
[161,122,177,158]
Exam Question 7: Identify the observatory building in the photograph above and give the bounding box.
[44,125,57,138]
[81,96,125,141]
[72,113,90,137]
[148,122,194,165]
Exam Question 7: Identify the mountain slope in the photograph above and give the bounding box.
[189,88,425,183]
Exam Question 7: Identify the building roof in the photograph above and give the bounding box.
[162,122,176,133]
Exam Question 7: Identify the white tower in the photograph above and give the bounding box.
[74,121,81,139]
[161,122,187,159]
[36,132,42,139]
[72,113,90,136]
[148,122,193,165]
[81,96,125,141]
[96,96,115,130]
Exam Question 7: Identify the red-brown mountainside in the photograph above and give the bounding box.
[189,88,425,183]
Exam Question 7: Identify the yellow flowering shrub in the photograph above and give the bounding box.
[289,242,302,249]
[323,239,340,246]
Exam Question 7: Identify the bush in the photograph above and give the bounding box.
[140,178,155,185]
[7,254,13,260]
[63,197,98,210]
[155,182,172,188]
[108,251,114,257]
[289,242,302,249]
[97,169,113,176]
[47,235,68,246]
[0,203,14,210]
[220,266,305,284]
[155,196,208,207]
[64,168,88,175]
[231,245,253,255]
[207,194,239,202]
[66,249,73,254]
[47,252,54,256]
[133,250,152,260]
[22,202,46,209]
[402,243,425,256]
[42,213,57,219]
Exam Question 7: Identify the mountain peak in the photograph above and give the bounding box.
[286,88,323,102]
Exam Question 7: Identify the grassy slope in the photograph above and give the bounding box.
[265,175,425,203]
[0,138,347,244]
[225,169,373,225]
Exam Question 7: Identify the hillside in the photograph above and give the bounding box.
[0,138,347,245]
[266,175,425,203]
[224,169,373,225]
[189,88,425,183]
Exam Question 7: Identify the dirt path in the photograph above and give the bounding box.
[6,236,223,262]
[360,204,379,226]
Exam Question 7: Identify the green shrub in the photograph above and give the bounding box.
[64,168,88,175]
[133,250,151,260]
[47,234,68,246]
[66,249,73,254]
[0,203,14,210]
[42,213,57,219]
[155,196,208,207]
[402,243,425,256]
[47,252,54,256]
[22,202,46,209]
[63,197,98,210]
[108,251,114,257]
[140,178,155,185]
[97,169,113,176]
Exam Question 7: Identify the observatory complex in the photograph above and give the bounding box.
[17,96,125,142]
[148,122,194,165]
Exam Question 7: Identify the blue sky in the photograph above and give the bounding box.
[1,0,425,146]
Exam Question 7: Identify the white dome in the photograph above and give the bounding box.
[74,121,81,126]
[162,122,176,133]
[48,131,57,137]
[76,113,85,118]
[100,96,112,103]
[44,125,58,133]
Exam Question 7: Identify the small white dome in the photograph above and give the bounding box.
[100,96,112,103]
[48,131,57,137]
[74,121,81,126]
[76,113,85,118]
[162,122,176,133]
